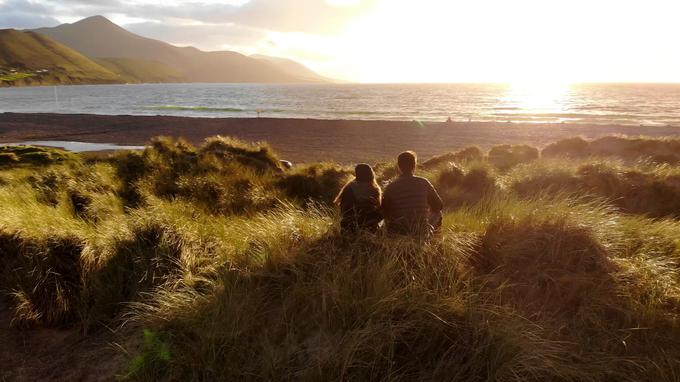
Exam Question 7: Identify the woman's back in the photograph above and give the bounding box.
[338,181,382,232]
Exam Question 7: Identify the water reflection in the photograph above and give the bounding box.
[5,141,144,152]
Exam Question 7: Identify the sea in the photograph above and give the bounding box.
[1,83,680,126]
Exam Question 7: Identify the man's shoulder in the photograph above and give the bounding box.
[412,176,434,187]
[385,175,432,191]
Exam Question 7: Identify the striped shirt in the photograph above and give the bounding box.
[382,174,443,234]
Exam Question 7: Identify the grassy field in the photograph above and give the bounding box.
[1,135,680,381]
[0,72,36,82]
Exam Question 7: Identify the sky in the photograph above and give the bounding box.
[2,0,680,83]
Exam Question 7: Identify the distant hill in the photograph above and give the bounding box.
[0,29,120,86]
[94,57,184,83]
[251,54,336,83]
[33,16,330,84]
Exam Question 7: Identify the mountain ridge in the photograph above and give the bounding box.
[31,15,331,84]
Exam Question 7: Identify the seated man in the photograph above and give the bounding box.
[382,151,444,236]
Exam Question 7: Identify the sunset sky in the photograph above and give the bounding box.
[1,0,680,83]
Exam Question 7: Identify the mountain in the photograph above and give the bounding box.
[33,16,329,84]
[251,54,334,83]
[94,57,184,83]
[0,28,120,86]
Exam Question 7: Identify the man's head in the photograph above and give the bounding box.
[397,151,417,175]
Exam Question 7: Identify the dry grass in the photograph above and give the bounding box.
[1,135,680,381]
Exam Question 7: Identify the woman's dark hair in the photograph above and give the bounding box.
[334,163,382,204]
[354,163,376,183]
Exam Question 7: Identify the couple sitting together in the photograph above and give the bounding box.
[335,151,444,237]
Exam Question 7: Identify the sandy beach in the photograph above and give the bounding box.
[1,112,680,163]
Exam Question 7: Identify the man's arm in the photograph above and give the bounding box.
[426,180,443,212]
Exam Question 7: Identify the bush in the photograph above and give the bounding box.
[0,145,77,166]
[81,220,184,325]
[542,137,590,158]
[277,163,351,204]
[199,136,281,173]
[0,232,84,327]
[542,136,680,164]
[0,152,19,166]
[3,134,680,380]
[421,146,484,170]
[509,160,680,218]
[488,144,539,170]
[476,217,615,317]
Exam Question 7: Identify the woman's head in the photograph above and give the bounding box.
[334,163,381,205]
[354,163,376,183]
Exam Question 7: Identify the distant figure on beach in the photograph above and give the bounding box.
[334,163,383,233]
[382,151,443,236]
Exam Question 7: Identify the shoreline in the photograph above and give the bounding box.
[2,112,680,163]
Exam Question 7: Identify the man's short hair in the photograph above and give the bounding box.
[397,151,417,174]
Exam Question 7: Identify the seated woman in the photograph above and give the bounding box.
[334,164,383,233]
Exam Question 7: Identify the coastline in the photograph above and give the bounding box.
[1,112,679,163]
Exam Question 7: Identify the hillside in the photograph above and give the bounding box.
[0,29,121,86]
[251,54,334,82]
[1,135,680,380]
[34,16,330,84]
[94,57,184,83]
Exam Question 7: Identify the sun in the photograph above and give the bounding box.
[500,81,572,118]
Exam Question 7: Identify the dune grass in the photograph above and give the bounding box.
[1,135,680,380]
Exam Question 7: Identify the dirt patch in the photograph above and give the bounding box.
[0,299,127,381]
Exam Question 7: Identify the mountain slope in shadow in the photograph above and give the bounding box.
[34,16,330,84]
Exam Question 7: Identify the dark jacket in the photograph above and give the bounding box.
[337,181,382,232]
[382,174,443,234]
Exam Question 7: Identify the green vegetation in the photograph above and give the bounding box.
[0,29,120,86]
[0,145,77,166]
[0,72,35,82]
[2,135,680,380]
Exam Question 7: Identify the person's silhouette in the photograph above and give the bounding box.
[382,151,443,236]
[335,164,383,233]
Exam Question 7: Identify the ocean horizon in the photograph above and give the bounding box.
[2,82,680,126]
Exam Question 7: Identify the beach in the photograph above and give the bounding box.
[1,112,680,163]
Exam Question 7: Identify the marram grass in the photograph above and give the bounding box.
[1,136,680,381]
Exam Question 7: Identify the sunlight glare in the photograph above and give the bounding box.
[498,82,572,121]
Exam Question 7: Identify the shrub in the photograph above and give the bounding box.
[81,220,184,325]
[542,136,680,164]
[0,152,19,166]
[0,232,84,327]
[277,163,351,204]
[476,217,615,317]
[111,150,151,208]
[434,162,498,208]
[542,137,590,158]
[199,136,281,173]
[437,162,465,189]
[488,144,539,170]
[421,146,484,170]
[0,145,77,165]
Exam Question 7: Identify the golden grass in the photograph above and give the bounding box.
[1,135,680,380]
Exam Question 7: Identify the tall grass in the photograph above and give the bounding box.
[1,135,680,380]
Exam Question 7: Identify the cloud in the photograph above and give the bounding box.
[0,0,60,28]
[0,0,374,34]
[126,21,268,51]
